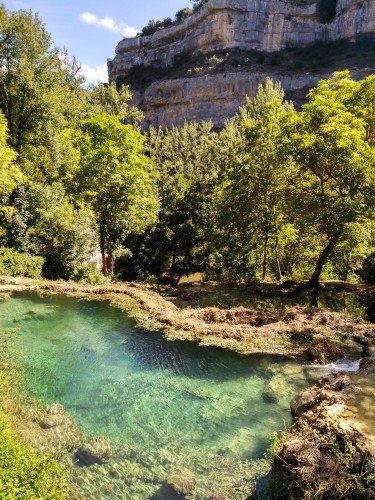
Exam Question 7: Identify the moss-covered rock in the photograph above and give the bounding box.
[75,436,113,465]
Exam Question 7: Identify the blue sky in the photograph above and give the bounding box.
[5,0,189,83]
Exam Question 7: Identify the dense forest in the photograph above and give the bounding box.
[1,5,375,288]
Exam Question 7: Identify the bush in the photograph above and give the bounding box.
[175,8,193,22]
[0,408,67,499]
[359,252,375,284]
[71,263,106,285]
[0,247,44,278]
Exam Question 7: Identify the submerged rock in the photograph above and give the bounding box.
[47,403,65,415]
[39,404,73,430]
[166,469,197,495]
[262,392,278,404]
[75,436,112,465]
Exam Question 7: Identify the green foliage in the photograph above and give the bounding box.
[0,110,22,240]
[359,251,375,284]
[0,406,67,499]
[88,83,144,126]
[8,183,98,280]
[285,71,375,283]
[175,8,193,22]
[191,0,209,11]
[138,121,220,284]
[0,5,87,182]
[70,263,106,285]
[0,247,43,278]
[75,113,159,275]
[213,78,294,281]
[141,17,174,36]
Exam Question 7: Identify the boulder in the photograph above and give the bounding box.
[166,469,197,496]
[359,356,375,375]
[75,436,112,465]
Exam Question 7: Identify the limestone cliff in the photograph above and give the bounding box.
[108,0,375,128]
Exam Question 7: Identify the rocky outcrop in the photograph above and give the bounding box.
[108,0,375,128]
[75,436,113,465]
[109,0,375,79]
[137,67,372,128]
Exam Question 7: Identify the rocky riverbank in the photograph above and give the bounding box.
[271,370,375,498]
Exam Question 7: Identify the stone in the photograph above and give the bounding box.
[359,356,375,374]
[290,387,320,417]
[75,436,113,465]
[47,403,65,415]
[166,469,197,496]
[39,405,73,430]
[307,339,345,364]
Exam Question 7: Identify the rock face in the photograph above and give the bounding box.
[109,0,375,78]
[108,0,375,128]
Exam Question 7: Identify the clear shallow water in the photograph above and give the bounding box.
[0,292,321,498]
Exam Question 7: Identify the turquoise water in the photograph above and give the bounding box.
[0,292,320,498]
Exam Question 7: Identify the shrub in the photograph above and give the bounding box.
[0,247,44,278]
[70,263,106,285]
[359,252,375,284]
[0,408,67,499]
[175,8,193,22]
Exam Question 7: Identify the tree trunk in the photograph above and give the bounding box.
[106,254,113,274]
[275,240,282,281]
[309,236,339,287]
[100,240,107,276]
[262,235,268,281]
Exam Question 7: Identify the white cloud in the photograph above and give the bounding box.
[80,63,108,85]
[80,12,139,38]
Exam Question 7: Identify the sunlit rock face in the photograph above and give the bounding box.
[108,0,375,127]
[138,68,370,128]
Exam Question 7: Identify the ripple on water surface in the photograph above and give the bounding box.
[0,292,320,498]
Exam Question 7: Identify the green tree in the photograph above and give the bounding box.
[88,82,143,125]
[0,110,22,240]
[0,5,87,181]
[145,121,220,284]
[214,78,294,281]
[75,113,159,275]
[286,71,375,286]
[9,183,98,279]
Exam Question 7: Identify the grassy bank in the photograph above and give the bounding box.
[0,375,68,499]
